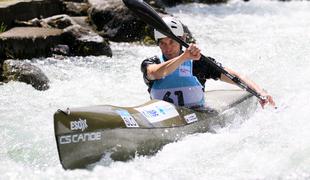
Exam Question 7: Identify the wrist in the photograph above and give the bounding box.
[179,53,189,62]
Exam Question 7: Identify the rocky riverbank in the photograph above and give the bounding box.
[0,0,253,90]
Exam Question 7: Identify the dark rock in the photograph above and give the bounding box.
[0,27,63,61]
[161,0,184,7]
[14,18,42,27]
[89,0,151,42]
[2,59,50,90]
[41,15,75,29]
[51,44,70,56]
[39,15,112,57]
[71,16,92,27]
[0,63,3,81]
[63,24,112,57]
[1,15,112,58]
[0,0,63,30]
[62,1,91,16]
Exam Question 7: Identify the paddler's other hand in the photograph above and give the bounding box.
[259,91,276,109]
[184,43,201,60]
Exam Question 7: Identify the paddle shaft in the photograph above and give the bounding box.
[123,0,266,101]
[170,33,265,101]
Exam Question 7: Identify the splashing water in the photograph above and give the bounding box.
[1,0,310,179]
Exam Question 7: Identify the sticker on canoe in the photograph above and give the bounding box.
[116,109,139,128]
[184,113,198,124]
[70,118,88,131]
[134,101,179,123]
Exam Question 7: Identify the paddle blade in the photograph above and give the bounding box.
[122,0,183,44]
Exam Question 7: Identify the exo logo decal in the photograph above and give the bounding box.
[70,118,88,131]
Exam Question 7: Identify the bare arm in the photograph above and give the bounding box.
[147,44,201,80]
[147,53,187,80]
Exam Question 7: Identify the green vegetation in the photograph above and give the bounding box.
[143,36,156,45]
[0,22,7,33]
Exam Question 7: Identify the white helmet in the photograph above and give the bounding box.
[154,16,184,41]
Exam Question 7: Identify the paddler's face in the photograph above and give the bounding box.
[158,37,181,59]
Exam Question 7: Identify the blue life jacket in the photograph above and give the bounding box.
[150,55,205,108]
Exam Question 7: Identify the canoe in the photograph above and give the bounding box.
[54,89,257,169]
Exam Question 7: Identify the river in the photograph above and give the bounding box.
[1,0,310,179]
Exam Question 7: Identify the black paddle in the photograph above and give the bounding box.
[122,0,266,102]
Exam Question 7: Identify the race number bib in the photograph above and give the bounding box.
[151,86,204,107]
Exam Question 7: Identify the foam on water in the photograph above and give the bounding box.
[1,0,310,179]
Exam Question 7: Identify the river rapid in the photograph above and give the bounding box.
[1,0,310,179]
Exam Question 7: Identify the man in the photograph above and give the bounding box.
[141,16,275,109]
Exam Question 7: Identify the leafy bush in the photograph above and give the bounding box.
[0,22,7,33]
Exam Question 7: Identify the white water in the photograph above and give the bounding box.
[1,0,310,179]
